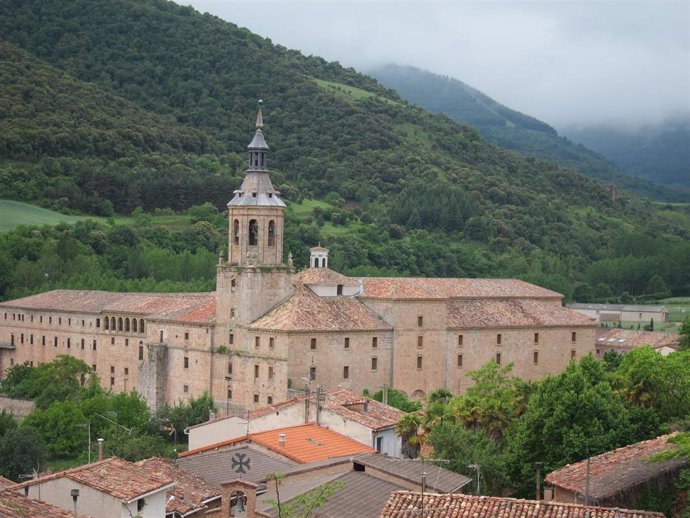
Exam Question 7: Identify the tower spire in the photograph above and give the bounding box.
[255,99,264,129]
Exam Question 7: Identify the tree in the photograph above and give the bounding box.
[679,317,690,351]
[646,274,671,299]
[395,413,423,459]
[0,426,46,481]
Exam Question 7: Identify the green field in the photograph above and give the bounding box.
[0,199,86,231]
[314,78,401,105]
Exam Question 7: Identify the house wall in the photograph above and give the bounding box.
[26,478,122,518]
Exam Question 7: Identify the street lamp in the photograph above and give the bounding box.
[468,463,480,496]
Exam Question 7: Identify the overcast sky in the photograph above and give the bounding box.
[185,0,689,129]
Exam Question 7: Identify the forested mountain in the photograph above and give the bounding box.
[563,118,690,190]
[368,64,687,202]
[0,0,688,301]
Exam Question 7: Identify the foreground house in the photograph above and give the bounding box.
[188,388,404,457]
[379,491,665,518]
[13,457,174,518]
[0,490,92,518]
[545,433,687,508]
[0,105,595,412]
[595,328,679,356]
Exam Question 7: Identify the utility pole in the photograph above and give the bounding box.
[468,464,480,496]
[535,462,542,501]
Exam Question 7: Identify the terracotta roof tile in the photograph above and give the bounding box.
[135,457,220,516]
[545,434,687,501]
[447,298,595,328]
[250,286,391,332]
[14,457,174,503]
[0,492,92,518]
[596,328,679,350]
[379,492,665,518]
[0,478,13,490]
[293,268,360,287]
[361,278,563,300]
[250,423,374,463]
[0,290,215,324]
[324,389,403,431]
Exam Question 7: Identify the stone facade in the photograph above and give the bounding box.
[0,104,597,412]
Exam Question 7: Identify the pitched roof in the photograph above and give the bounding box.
[324,389,404,431]
[569,303,667,312]
[14,457,174,503]
[249,286,391,332]
[545,434,687,501]
[361,277,563,300]
[0,290,215,324]
[596,328,679,350]
[293,268,360,287]
[379,492,665,518]
[0,492,92,518]
[177,445,296,485]
[135,457,220,516]
[447,298,594,329]
[0,477,14,490]
[353,454,471,493]
[249,423,375,463]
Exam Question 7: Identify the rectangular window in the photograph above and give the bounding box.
[80,339,84,349]
[534,332,539,344]
[457,354,463,368]
[255,336,260,348]
[66,338,70,348]
[571,331,577,342]
[110,377,115,386]
[253,394,259,403]
[81,320,85,327]
[229,333,234,345]
[268,396,273,404]
[54,337,58,347]
[458,334,463,346]
[125,338,128,347]
[59,318,62,325]
[372,337,378,348]
[534,351,539,365]
[30,335,33,345]
[110,366,115,374]
[227,388,232,400]
[496,353,502,365]
[96,318,100,328]
[269,337,275,349]
[184,385,189,393]
[30,315,33,322]
[309,366,316,380]
[417,315,423,327]
[228,361,233,375]
[417,356,423,369]
[571,350,576,360]
[344,337,350,349]
[111,337,115,345]
[417,336,423,348]
[138,346,144,360]
[124,368,129,376]
[310,338,317,350]
[343,366,349,379]
[49,316,52,324]
[40,316,43,323]
[371,357,378,371]
[92,364,97,371]
[68,318,71,326]
[268,366,274,380]
[254,365,259,379]
[184,356,189,369]
[42,336,45,346]
[20,334,23,344]
[184,332,189,340]
[497,333,502,345]
[93,340,97,351]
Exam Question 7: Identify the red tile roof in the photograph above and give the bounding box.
[596,328,679,350]
[545,434,687,501]
[361,278,562,300]
[14,457,174,503]
[379,492,665,518]
[250,286,391,332]
[447,298,595,329]
[250,423,375,463]
[0,492,92,518]
[324,389,403,431]
[293,268,360,287]
[0,477,14,490]
[180,423,374,463]
[135,457,220,516]
[0,290,215,324]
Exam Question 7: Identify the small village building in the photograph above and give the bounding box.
[545,433,687,509]
[379,491,666,518]
[187,388,404,457]
[0,490,93,518]
[569,303,668,324]
[13,457,174,518]
[595,328,679,357]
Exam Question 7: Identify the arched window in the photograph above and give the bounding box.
[233,219,240,245]
[125,318,130,332]
[249,220,258,246]
[267,220,275,246]
[104,316,109,330]
[118,317,123,332]
[132,319,138,333]
[139,319,145,334]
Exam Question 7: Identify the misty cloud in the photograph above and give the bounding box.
[186,0,690,129]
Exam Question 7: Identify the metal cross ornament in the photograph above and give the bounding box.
[231,452,251,474]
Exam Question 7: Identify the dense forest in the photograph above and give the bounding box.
[368,64,689,202]
[0,0,688,301]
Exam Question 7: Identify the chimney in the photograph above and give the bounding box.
[97,438,104,460]
[70,489,79,517]
[278,433,286,447]
[363,401,369,414]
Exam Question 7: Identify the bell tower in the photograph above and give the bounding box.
[227,100,285,266]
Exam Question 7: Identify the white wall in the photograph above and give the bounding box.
[27,478,122,518]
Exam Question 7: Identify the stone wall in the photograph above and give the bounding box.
[0,396,34,419]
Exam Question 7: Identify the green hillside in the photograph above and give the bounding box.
[0,0,688,302]
[368,64,687,202]
[0,200,83,231]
